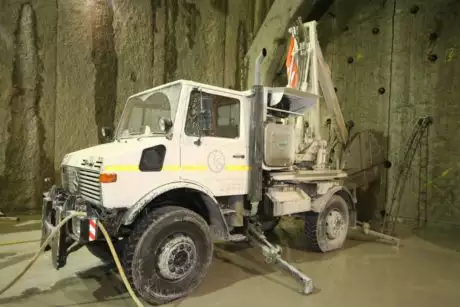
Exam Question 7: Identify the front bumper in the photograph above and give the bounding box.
[41,186,100,269]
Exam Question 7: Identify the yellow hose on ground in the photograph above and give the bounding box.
[96,219,144,307]
[0,212,144,307]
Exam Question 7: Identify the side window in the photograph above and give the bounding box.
[185,90,240,139]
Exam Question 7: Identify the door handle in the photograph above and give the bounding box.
[232,154,245,159]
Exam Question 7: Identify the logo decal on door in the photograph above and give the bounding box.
[207,150,226,173]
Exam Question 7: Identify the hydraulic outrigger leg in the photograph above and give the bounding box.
[247,224,314,294]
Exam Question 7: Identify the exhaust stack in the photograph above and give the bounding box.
[248,48,267,214]
[254,48,267,86]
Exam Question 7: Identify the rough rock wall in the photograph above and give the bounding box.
[0,0,273,212]
[0,0,57,212]
[54,0,98,175]
[390,0,460,226]
[318,0,460,226]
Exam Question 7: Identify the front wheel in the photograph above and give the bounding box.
[304,195,349,252]
[122,206,213,305]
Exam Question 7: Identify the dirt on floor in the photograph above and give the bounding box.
[0,217,459,307]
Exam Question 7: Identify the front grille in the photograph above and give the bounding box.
[61,156,103,205]
[78,169,102,205]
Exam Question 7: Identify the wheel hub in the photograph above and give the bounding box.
[157,235,197,280]
[325,210,345,240]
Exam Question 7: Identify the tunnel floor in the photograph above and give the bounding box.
[0,218,459,307]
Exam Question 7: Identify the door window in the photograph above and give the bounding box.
[185,90,240,139]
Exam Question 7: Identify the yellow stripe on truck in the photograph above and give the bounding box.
[161,165,181,171]
[103,164,250,172]
[181,165,208,171]
[104,165,140,172]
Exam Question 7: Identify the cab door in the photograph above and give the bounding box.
[180,87,249,196]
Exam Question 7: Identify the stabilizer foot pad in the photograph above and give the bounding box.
[247,224,314,295]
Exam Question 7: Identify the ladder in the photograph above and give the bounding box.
[417,121,430,228]
[382,115,433,234]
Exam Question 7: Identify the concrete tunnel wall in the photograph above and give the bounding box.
[0,0,459,228]
[317,0,460,226]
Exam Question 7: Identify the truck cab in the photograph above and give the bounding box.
[60,80,252,211]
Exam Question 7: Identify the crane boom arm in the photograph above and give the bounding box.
[286,20,348,145]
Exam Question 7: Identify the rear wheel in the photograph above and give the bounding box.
[304,195,349,252]
[122,206,213,305]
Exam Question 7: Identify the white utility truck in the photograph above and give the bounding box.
[41,21,387,305]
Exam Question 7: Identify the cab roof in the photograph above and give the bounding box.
[128,79,251,100]
[127,79,319,114]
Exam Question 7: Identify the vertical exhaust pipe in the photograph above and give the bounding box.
[249,48,267,215]
[254,48,267,86]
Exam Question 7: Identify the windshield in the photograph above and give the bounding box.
[115,84,182,139]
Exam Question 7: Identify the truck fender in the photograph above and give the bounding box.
[121,181,230,240]
[310,185,357,214]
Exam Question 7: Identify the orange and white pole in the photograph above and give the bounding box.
[286,36,299,89]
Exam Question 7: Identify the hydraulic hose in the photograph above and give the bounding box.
[96,219,144,307]
[0,212,144,307]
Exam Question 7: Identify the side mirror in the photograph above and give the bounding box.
[159,117,173,133]
[193,88,213,146]
[101,127,113,142]
[200,96,213,131]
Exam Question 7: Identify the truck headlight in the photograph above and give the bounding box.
[61,166,68,190]
[62,166,79,193]
[67,167,79,193]
[72,217,81,237]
